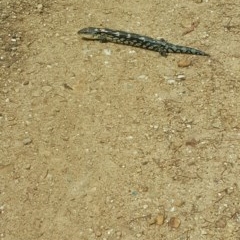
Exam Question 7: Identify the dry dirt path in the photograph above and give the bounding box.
[1,1,240,239]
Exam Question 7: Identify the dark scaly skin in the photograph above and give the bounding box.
[78,27,209,57]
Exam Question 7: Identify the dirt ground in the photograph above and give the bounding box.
[1,0,240,239]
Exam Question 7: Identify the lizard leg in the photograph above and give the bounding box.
[98,35,108,43]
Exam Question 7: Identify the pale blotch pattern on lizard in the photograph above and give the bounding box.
[78,27,209,57]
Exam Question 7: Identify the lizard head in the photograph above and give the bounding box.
[78,27,100,35]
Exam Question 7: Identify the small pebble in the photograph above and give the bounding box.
[37,4,43,13]
[156,214,165,226]
[137,75,148,80]
[2,89,9,94]
[37,4,43,9]
[169,217,181,228]
[176,74,186,81]
[103,49,111,55]
[95,230,102,237]
[167,79,176,84]
[215,218,227,228]
[212,120,222,128]
[136,233,142,238]
[23,138,32,145]
[143,204,148,209]
[116,231,122,237]
[42,86,52,92]
[173,199,185,207]
[23,80,29,85]
[178,58,192,67]
[25,164,31,170]
[138,185,148,192]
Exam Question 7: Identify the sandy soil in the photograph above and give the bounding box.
[1,0,240,239]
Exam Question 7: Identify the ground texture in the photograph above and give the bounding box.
[1,0,240,239]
